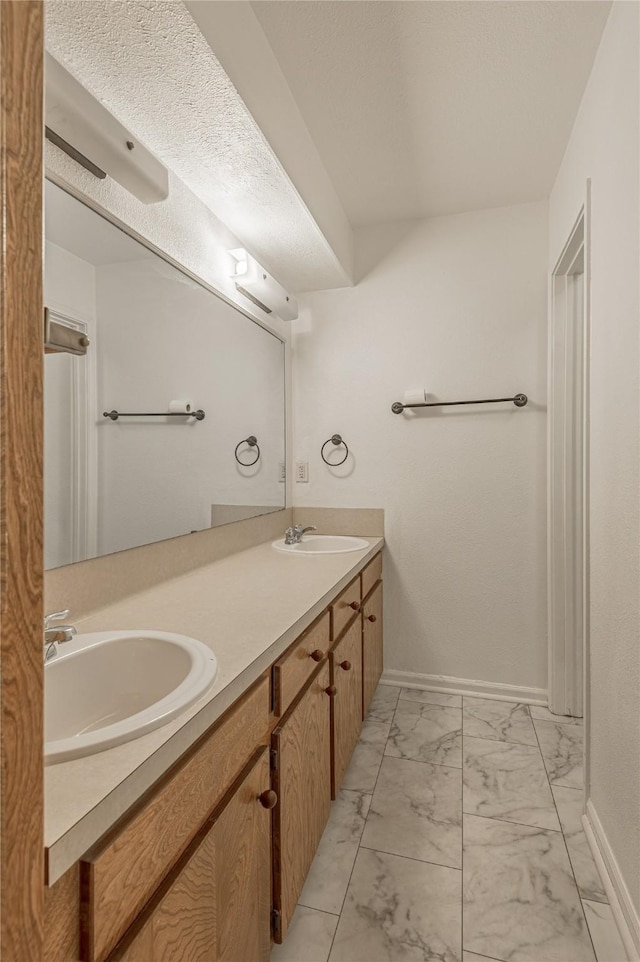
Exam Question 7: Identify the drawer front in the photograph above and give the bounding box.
[81,675,270,962]
[361,552,382,600]
[330,575,362,641]
[273,611,331,716]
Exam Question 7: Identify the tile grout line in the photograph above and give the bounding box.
[529,704,599,962]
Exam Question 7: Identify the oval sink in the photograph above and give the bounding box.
[45,630,218,764]
[272,535,369,555]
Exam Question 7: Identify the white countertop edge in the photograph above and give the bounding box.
[46,536,384,885]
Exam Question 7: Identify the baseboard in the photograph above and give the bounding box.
[380,669,547,705]
[583,800,640,961]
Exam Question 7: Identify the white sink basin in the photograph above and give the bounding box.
[45,630,218,764]
[272,535,369,555]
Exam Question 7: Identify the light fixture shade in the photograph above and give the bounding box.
[229,249,298,321]
[45,53,169,204]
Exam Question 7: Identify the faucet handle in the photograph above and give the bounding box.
[44,609,70,630]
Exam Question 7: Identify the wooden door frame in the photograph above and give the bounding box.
[0,2,45,959]
[547,183,591,744]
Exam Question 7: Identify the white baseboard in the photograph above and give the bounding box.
[380,669,547,705]
[583,800,640,961]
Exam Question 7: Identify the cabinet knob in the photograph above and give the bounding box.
[258,789,278,810]
[339,660,352,671]
[324,684,337,697]
[367,614,377,623]
[349,601,360,611]
[310,649,324,662]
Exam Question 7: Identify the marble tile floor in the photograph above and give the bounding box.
[271,686,628,962]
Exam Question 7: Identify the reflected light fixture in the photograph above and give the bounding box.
[229,248,298,321]
[45,52,169,204]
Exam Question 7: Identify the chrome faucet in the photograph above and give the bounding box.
[44,609,77,663]
[284,524,317,545]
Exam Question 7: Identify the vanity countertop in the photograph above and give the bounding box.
[45,535,384,885]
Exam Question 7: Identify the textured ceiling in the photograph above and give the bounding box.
[45,0,350,292]
[253,0,612,226]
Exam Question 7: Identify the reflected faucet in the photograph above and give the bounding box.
[284,524,317,545]
[44,610,77,663]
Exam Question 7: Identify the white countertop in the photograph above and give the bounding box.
[45,535,384,885]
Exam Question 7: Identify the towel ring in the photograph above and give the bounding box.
[235,435,260,466]
[321,434,349,466]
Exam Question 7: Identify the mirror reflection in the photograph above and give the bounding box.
[44,181,286,569]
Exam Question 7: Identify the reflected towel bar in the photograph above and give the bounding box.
[103,409,206,421]
[391,394,527,414]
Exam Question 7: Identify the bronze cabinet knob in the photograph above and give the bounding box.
[349,601,360,611]
[310,649,324,662]
[339,660,351,671]
[324,684,337,697]
[367,614,377,623]
[258,790,277,810]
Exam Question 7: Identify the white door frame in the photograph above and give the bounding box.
[548,183,591,734]
[45,308,98,563]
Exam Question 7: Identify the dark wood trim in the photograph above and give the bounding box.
[0,3,44,960]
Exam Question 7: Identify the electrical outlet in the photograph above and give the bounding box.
[279,462,286,483]
[295,461,309,483]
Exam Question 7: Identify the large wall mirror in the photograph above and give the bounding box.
[44,180,286,569]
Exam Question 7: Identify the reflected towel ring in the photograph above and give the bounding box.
[235,435,260,466]
[321,434,349,466]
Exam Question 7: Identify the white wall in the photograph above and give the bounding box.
[96,258,285,557]
[294,202,548,691]
[549,0,640,929]
[43,241,97,568]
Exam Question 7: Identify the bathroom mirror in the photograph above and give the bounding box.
[44,180,286,569]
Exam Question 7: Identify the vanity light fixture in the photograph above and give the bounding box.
[229,248,298,321]
[45,53,169,204]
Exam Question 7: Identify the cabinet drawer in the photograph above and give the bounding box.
[273,611,330,716]
[330,575,362,641]
[80,675,270,962]
[361,552,382,600]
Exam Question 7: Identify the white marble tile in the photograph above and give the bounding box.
[270,905,339,962]
[399,688,463,708]
[552,787,607,903]
[463,735,561,831]
[534,718,584,789]
[299,789,371,915]
[463,953,501,962]
[582,899,628,962]
[361,755,462,868]
[341,718,391,794]
[463,697,537,746]
[329,847,461,962]
[530,705,583,725]
[463,813,595,961]
[386,701,462,768]
[366,684,401,724]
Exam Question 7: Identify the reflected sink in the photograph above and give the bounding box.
[272,535,369,555]
[45,630,218,764]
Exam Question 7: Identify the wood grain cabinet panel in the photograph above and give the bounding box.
[330,576,362,641]
[110,750,271,962]
[272,611,330,716]
[272,663,332,942]
[361,552,382,601]
[362,581,383,717]
[330,619,363,797]
[81,676,270,962]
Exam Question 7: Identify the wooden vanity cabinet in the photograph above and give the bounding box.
[362,579,383,717]
[329,617,363,797]
[271,661,332,943]
[112,748,272,962]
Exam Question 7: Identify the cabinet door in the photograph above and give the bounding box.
[362,581,383,716]
[330,618,363,797]
[272,663,332,942]
[112,749,272,962]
